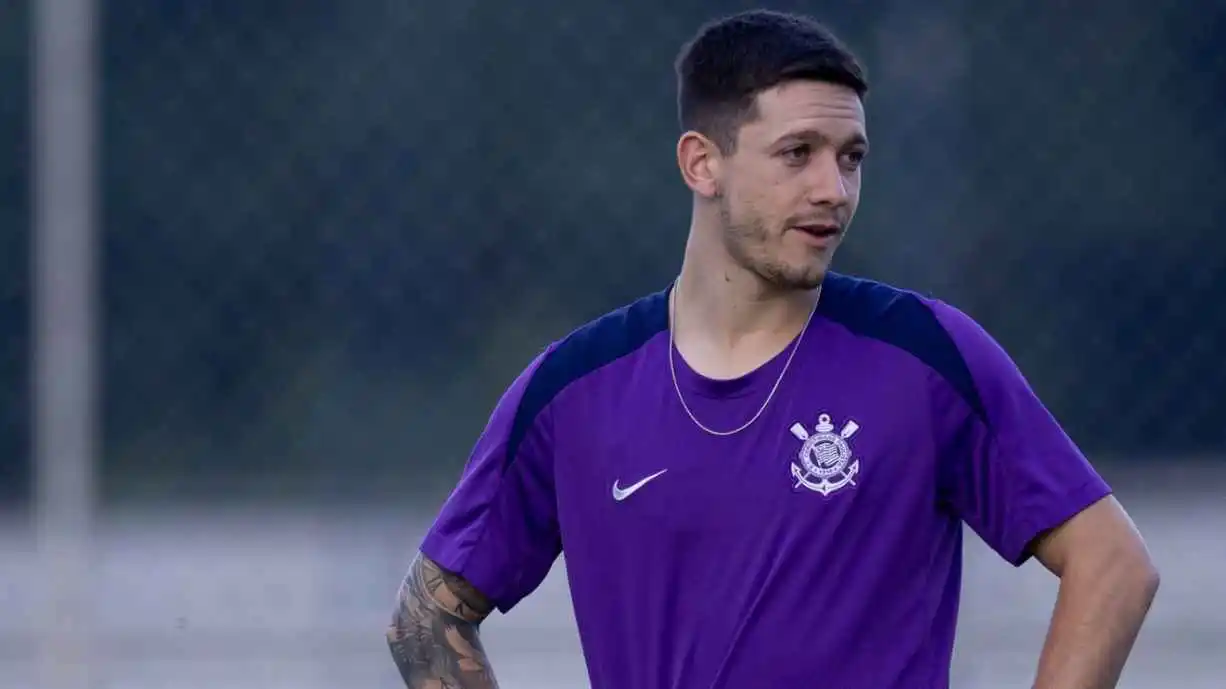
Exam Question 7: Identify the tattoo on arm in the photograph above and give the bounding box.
[387,553,499,688]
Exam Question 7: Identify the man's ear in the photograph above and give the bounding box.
[677,131,723,199]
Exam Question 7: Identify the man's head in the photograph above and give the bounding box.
[675,10,869,291]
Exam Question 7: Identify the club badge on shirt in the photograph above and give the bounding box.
[789,413,862,496]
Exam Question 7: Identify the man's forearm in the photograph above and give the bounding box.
[1031,555,1159,689]
[387,553,500,689]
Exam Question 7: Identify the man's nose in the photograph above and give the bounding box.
[806,153,849,207]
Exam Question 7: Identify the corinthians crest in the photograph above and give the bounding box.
[789,413,861,495]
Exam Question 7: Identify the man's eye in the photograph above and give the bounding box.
[782,145,810,162]
[841,150,867,168]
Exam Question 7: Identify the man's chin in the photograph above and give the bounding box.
[787,274,828,292]
[788,257,835,289]
[764,266,828,292]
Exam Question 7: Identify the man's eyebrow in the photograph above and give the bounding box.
[773,129,869,148]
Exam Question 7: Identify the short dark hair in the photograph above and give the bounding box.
[674,10,868,152]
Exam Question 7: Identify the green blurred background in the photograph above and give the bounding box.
[2,3,1225,688]
[2,1,1224,506]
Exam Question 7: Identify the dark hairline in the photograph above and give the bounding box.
[675,21,869,154]
[698,71,866,154]
[676,10,868,151]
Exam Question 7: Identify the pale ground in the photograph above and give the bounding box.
[2,464,1224,688]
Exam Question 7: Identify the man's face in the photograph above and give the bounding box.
[715,80,867,290]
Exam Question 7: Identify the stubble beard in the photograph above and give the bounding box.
[718,196,827,292]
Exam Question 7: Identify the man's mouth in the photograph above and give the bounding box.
[792,224,841,240]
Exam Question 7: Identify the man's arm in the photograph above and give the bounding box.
[1028,496,1160,689]
[386,552,499,689]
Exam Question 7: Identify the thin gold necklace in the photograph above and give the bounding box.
[668,284,821,437]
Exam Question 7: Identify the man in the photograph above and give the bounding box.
[388,9,1159,689]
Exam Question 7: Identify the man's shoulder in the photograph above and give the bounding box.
[821,271,937,322]
[819,272,948,343]
[520,289,670,407]
[555,288,671,357]
[821,272,986,417]
[821,272,990,337]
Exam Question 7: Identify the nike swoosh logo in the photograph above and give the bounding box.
[612,469,668,502]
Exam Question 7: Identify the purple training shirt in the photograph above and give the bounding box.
[421,272,1111,689]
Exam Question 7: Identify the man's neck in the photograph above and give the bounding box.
[674,264,816,341]
[671,237,820,379]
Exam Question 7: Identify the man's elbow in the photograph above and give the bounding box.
[1038,497,1159,600]
[1129,551,1161,601]
[1069,532,1161,603]
[1108,527,1160,595]
[1104,548,1160,626]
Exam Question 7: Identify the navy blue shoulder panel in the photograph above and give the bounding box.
[818,273,986,421]
[505,288,670,469]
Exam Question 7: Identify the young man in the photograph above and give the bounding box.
[388,10,1159,689]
